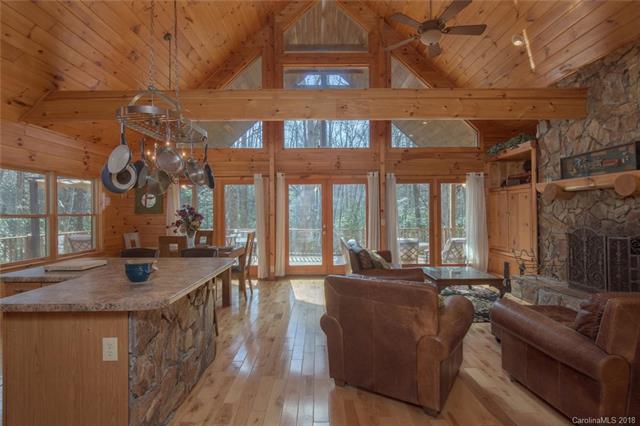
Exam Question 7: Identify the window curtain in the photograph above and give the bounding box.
[385,173,401,265]
[366,171,380,249]
[254,174,268,279]
[275,173,286,277]
[465,172,489,271]
[165,184,180,236]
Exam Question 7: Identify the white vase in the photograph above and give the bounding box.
[187,233,196,248]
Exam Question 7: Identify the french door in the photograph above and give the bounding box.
[285,178,367,275]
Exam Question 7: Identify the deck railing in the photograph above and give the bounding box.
[0,230,91,264]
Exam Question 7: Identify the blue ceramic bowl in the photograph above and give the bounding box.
[125,261,154,283]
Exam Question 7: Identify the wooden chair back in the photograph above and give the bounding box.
[195,230,214,247]
[123,232,141,249]
[181,248,218,258]
[121,248,159,258]
[244,232,256,270]
[159,236,187,258]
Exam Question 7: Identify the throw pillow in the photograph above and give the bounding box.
[572,294,612,340]
[348,241,375,270]
[367,249,392,270]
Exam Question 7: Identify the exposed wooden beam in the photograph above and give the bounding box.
[24,88,587,122]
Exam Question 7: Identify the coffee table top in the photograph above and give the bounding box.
[422,266,502,284]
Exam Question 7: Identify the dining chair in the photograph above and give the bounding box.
[180,248,218,257]
[232,231,255,297]
[158,236,187,258]
[195,230,214,247]
[179,247,219,336]
[123,232,141,249]
[121,248,159,258]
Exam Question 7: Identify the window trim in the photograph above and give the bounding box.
[0,166,101,268]
[55,176,97,258]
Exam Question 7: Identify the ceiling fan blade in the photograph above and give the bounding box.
[443,24,487,35]
[428,43,442,57]
[384,36,418,52]
[439,0,472,23]
[388,13,422,29]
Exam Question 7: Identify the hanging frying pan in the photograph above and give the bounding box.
[145,169,172,196]
[133,139,150,188]
[101,164,137,194]
[184,142,206,186]
[202,142,215,189]
[156,128,184,175]
[107,122,132,174]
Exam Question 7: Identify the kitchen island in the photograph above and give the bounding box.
[0,257,235,426]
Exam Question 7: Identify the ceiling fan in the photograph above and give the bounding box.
[385,0,487,57]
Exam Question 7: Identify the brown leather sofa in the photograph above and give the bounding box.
[491,294,640,419]
[321,275,474,414]
[348,248,425,282]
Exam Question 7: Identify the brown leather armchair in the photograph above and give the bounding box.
[491,294,640,419]
[348,249,425,282]
[321,275,474,415]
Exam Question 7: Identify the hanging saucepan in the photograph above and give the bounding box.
[107,122,132,174]
[145,169,172,196]
[202,142,215,189]
[133,139,149,188]
[101,163,137,194]
[156,128,184,175]
[184,141,206,186]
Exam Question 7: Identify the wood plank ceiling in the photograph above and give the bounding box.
[1,0,639,147]
[368,0,640,88]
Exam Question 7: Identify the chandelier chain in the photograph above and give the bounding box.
[147,0,156,90]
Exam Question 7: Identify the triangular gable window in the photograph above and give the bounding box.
[284,1,367,52]
[199,58,262,149]
[391,57,477,148]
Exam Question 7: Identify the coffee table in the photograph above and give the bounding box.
[422,266,507,296]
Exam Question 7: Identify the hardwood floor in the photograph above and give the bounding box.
[171,278,570,426]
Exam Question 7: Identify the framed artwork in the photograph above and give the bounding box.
[135,189,164,214]
[560,141,639,179]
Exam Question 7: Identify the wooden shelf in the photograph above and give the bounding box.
[488,140,536,162]
[489,183,531,192]
[536,170,640,202]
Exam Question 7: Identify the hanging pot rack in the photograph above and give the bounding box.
[115,87,207,146]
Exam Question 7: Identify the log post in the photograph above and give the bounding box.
[542,183,575,203]
[614,174,640,198]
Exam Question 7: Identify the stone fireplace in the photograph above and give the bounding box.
[510,41,640,307]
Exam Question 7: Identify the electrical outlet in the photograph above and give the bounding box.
[102,337,118,362]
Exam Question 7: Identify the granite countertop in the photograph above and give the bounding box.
[0,258,234,313]
[0,266,85,283]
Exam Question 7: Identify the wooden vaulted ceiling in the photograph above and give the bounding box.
[1,0,639,147]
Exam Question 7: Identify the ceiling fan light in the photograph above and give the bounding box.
[512,33,525,47]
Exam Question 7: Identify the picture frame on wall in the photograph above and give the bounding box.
[135,188,164,214]
[560,141,640,179]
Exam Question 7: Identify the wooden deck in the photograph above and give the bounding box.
[170,278,570,426]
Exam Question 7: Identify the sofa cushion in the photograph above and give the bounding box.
[528,305,577,327]
[572,294,612,340]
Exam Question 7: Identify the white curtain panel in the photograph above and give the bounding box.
[275,172,286,277]
[366,171,380,250]
[254,174,268,279]
[385,173,401,265]
[165,184,180,236]
[465,172,489,271]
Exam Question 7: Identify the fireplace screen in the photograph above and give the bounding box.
[607,236,640,292]
[568,228,640,292]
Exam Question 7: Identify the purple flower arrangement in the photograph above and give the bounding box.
[169,205,204,237]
